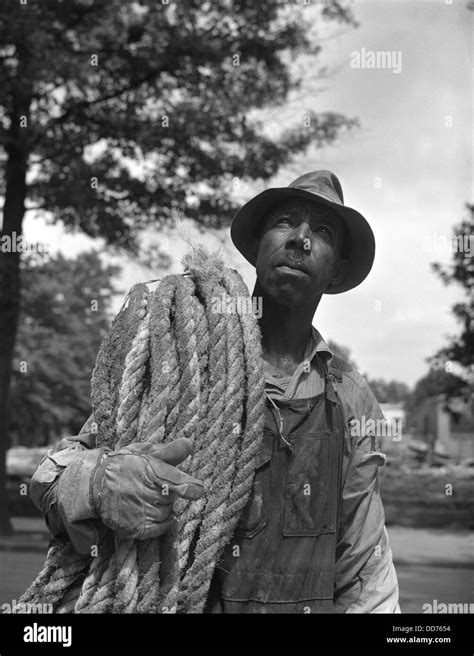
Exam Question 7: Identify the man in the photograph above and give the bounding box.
[30,170,400,613]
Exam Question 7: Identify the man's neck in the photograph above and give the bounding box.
[252,282,321,368]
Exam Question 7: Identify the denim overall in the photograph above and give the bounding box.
[205,363,345,613]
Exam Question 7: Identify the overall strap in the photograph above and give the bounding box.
[323,359,347,536]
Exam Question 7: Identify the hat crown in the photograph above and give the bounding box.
[288,170,344,206]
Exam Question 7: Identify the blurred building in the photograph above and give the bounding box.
[379,403,405,451]
[410,393,474,462]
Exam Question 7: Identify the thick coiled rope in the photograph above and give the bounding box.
[18,246,265,613]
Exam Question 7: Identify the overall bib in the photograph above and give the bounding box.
[205,364,345,613]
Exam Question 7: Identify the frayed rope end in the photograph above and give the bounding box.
[181,242,225,285]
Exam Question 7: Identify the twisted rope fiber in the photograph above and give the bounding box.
[177,275,245,612]
[110,286,150,614]
[180,268,265,612]
[135,276,180,613]
[168,272,229,609]
[153,276,203,612]
[76,286,151,614]
[18,246,264,613]
[73,533,116,613]
[157,280,211,613]
[158,274,228,612]
[18,541,91,610]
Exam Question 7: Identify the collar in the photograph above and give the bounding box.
[306,326,333,367]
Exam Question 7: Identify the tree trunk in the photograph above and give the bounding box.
[0,145,28,535]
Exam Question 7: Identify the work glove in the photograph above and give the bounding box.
[90,437,205,541]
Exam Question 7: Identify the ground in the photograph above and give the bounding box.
[388,527,473,613]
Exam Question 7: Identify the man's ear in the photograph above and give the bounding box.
[330,257,349,288]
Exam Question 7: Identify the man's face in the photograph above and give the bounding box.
[255,197,348,307]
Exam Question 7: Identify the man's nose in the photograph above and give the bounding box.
[286,222,312,251]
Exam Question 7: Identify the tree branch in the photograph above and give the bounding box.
[24,204,47,213]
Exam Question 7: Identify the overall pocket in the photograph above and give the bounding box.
[283,431,338,537]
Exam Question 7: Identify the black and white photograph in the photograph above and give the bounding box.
[0,0,472,651]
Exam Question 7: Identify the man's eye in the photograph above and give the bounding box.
[315,225,331,235]
[276,217,291,226]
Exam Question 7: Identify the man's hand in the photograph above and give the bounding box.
[91,437,205,540]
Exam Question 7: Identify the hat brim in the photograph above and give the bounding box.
[230,187,375,294]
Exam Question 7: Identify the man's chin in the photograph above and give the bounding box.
[265,282,313,308]
[256,271,326,307]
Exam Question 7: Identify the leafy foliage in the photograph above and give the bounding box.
[430,204,474,374]
[364,378,410,404]
[9,251,121,446]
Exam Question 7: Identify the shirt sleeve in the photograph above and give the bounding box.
[334,379,401,613]
[30,414,107,554]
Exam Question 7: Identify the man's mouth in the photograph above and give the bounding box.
[275,262,308,276]
[274,257,308,275]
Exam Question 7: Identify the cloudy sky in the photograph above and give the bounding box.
[24,0,472,387]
